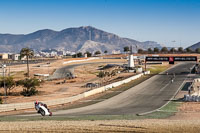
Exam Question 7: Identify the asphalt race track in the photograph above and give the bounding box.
[52,62,196,116]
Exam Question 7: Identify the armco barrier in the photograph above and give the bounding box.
[0,71,150,112]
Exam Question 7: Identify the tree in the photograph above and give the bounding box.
[94,51,101,55]
[186,48,192,53]
[72,52,83,58]
[104,50,108,54]
[124,46,130,53]
[20,48,34,77]
[85,51,92,57]
[195,48,200,53]
[17,78,40,96]
[153,47,159,53]
[170,48,177,53]
[178,47,184,53]
[72,54,76,58]
[161,47,168,53]
[77,52,82,57]
[0,76,15,95]
[147,48,153,54]
[137,49,144,54]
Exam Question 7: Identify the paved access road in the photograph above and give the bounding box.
[48,61,124,80]
[53,62,195,116]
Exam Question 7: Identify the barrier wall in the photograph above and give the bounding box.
[0,71,150,112]
[63,57,100,64]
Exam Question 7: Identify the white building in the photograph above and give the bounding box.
[112,50,121,54]
[0,53,8,59]
[11,54,20,60]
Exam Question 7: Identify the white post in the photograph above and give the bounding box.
[128,54,134,68]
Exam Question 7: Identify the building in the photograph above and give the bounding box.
[11,54,20,60]
[0,53,8,60]
[112,50,121,54]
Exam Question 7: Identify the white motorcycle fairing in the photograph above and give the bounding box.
[40,105,51,116]
[35,103,52,116]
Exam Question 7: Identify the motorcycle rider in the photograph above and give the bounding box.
[34,101,52,116]
[34,101,48,113]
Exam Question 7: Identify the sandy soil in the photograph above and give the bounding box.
[0,58,133,103]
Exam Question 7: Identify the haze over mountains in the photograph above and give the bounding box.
[0,26,162,53]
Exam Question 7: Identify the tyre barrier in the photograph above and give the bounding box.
[184,94,200,102]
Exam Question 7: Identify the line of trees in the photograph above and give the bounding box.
[72,50,108,58]
[123,46,198,54]
[0,77,41,97]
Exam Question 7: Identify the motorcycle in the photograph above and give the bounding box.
[34,102,52,116]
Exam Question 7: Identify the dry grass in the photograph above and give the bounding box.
[0,120,200,132]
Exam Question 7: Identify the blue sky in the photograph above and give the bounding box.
[0,0,200,48]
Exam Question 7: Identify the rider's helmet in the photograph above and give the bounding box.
[34,101,38,105]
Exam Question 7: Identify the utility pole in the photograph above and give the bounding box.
[2,64,6,103]
[47,61,50,76]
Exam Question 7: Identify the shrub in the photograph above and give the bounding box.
[21,87,38,96]
[17,78,40,96]
[97,71,105,78]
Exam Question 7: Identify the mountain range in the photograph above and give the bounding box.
[187,42,200,51]
[0,26,162,54]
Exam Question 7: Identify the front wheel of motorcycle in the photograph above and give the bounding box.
[39,108,45,116]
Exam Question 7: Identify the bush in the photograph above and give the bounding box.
[17,78,40,96]
[21,87,38,96]
[97,71,105,78]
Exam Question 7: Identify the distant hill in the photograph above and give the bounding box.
[187,42,200,51]
[0,26,162,53]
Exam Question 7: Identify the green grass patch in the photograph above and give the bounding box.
[140,101,181,119]
[147,65,169,74]
[160,100,180,112]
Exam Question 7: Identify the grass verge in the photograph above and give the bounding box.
[140,100,181,119]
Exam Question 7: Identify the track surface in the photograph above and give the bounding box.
[52,62,195,116]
